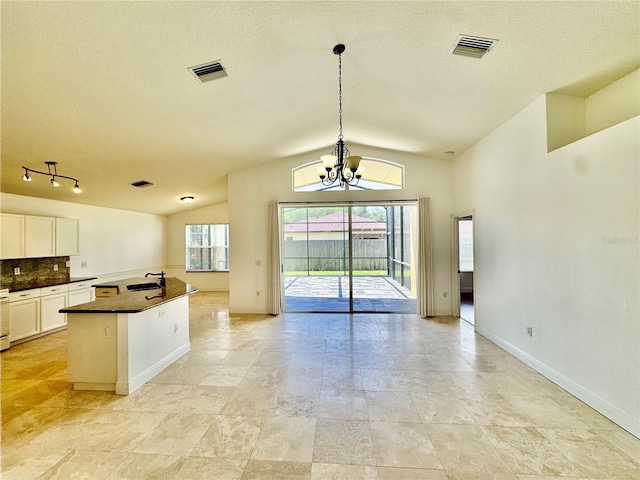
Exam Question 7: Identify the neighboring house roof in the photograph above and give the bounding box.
[284,212,386,233]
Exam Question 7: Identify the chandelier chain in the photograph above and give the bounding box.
[338,51,343,140]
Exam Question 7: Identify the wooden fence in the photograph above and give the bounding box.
[284,239,388,272]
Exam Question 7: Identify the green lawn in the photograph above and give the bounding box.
[285,270,387,276]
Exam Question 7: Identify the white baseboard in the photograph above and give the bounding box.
[477,327,640,438]
[115,342,190,395]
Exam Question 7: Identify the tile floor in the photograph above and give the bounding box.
[2,291,639,480]
[285,276,417,313]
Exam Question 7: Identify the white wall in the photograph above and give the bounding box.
[228,146,453,314]
[586,68,640,136]
[0,193,167,281]
[166,202,229,291]
[452,96,640,436]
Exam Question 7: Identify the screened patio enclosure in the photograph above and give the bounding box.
[283,204,417,313]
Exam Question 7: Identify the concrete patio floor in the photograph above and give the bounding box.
[284,275,417,313]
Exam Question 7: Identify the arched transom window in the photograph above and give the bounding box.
[293,158,404,192]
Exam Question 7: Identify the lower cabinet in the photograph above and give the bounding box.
[68,288,93,306]
[41,293,68,332]
[9,297,40,341]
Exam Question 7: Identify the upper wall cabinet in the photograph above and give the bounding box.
[25,216,56,258]
[0,214,80,259]
[55,218,79,256]
[0,213,25,259]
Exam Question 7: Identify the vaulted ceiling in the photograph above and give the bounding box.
[1,1,638,215]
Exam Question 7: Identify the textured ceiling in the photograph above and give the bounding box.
[1,1,638,215]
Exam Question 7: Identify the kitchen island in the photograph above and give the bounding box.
[61,277,198,395]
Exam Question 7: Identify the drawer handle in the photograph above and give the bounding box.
[19,294,28,297]
[51,288,60,292]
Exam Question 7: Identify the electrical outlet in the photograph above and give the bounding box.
[66,261,70,268]
[53,264,59,271]
[443,292,447,298]
[256,291,260,297]
[255,260,261,266]
[527,326,533,337]
[174,324,178,333]
[81,261,87,268]
[13,267,20,275]
[103,326,110,337]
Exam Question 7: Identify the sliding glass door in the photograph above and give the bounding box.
[283,203,417,313]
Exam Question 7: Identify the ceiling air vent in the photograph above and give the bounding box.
[131,180,154,188]
[451,35,497,59]
[188,60,227,83]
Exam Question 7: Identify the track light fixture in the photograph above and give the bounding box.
[22,161,81,194]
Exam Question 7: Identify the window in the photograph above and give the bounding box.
[292,158,404,192]
[186,224,229,272]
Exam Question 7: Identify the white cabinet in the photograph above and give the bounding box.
[55,218,80,256]
[68,281,94,307]
[41,285,69,332]
[25,216,55,258]
[0,213,25,259]
[9,288,41,341]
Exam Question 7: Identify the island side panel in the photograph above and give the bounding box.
[116,295,190,395]
[67,313,118,391]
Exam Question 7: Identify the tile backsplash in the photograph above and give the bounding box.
[1,256,70,288]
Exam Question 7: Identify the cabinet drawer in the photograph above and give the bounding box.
[9,288,41,302]
[41,284,69,296]
[95,286,119,297]
[68,281,93,292]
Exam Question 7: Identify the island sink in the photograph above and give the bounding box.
[126,282,161,291]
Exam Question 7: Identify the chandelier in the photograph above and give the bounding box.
[22,161,81,193]
[317,44,364,188]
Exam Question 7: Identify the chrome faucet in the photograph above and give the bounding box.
[145,271,166,287]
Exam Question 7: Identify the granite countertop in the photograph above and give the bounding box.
[60,277,198,314]
[4,276,98,293]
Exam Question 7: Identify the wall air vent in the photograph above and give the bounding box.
[188,60,227,83]
[131,180,154,188]
[451,35,498,59]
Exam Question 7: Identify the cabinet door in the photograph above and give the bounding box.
[41,293,68,332]
[56,218,80,256]
[25,216,55,258]
[9,298,40,341]
[1,213,25,259]
[68,288,93,307]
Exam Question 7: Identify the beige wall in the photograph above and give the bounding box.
[0,193,166,281]
[166,202,229,291]
[452,94,639,436]
[228,147,453,314]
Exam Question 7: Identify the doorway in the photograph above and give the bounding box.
[457,215,475,325]
[282,203,417,313]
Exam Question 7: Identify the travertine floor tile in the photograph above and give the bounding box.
[176,385,235,414]
[538,428,640,479]
[370,421,442,469]
[376,466,448,480]
[37,449,127,480]
[105,452,186,479]
[322,367,363,390]
[110,383,194,412]
[313,419,376,465]
[365,390,421,422]
[199,366,250,387]
[0,446,74,480]
[219,387,279,416]
[318,388,369,420]
[192,415,264,459]
[481,426,584,476]
[425,423,517,479]
[174,457,247,480]
[311,462,379,480]
[361,369,407,391]
[410,392,475,425]
[241,460,312,480]
[251,417,317,462]
[133,412,213,456]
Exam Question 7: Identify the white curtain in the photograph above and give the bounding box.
[418,197,435,317]
[268,201,284,315]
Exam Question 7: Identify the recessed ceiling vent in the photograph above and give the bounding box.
[451,35,497,59]
[188,60,227,83]
[131,180,154,188]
